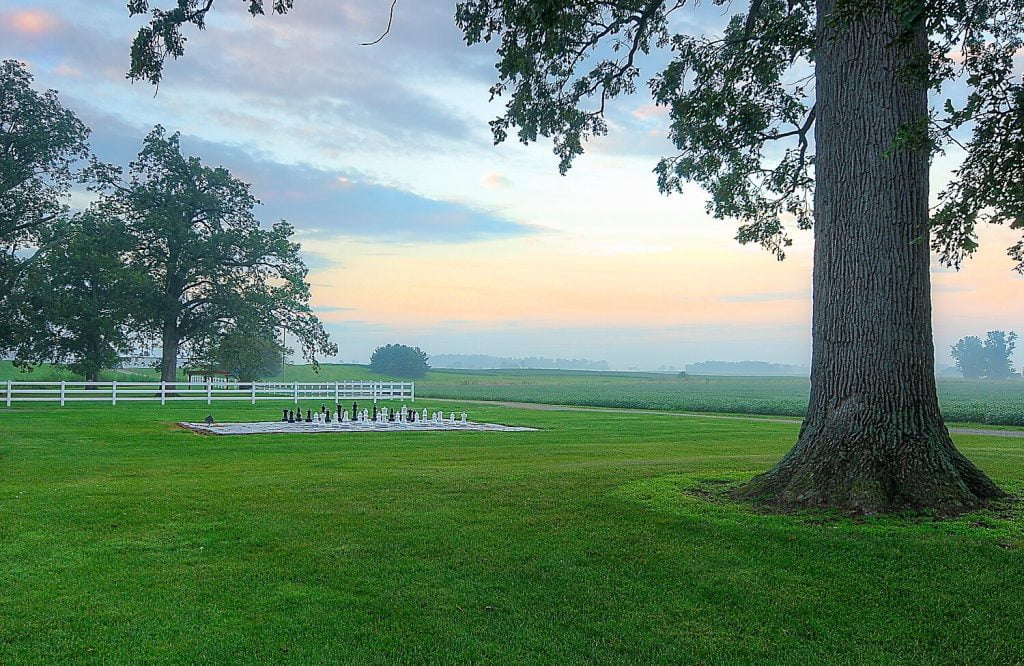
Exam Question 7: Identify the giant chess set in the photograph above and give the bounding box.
[180,402,537,435]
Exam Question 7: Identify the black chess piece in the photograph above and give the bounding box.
[410,410,415,423]
[204,414,214,425]
[325,411,332,423]
[352,402,358,417]
[305,409,312,422]
[389,411,395,422]
[282,409,289,422]
[372,405,378,421]
[288,410,295,423]
[320,403,326,414]
[336,404,342,420]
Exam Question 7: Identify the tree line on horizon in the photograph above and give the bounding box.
[430,353,609,371]
[0,60,336,383]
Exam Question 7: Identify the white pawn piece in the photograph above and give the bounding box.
[461,412,468,425]
[450,412,455,423]
[342,410,349,423]
[422,408,428,421]
[312,412,320,425]
[363,409,369,421]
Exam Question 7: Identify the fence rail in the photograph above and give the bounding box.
[2,380,414,406]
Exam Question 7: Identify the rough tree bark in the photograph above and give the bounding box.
[735,0,1005,512]
[160,318,179,385]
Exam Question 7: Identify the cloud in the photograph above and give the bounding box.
[77,109,539,249]
[3,0,492,156]
[481,171,510,189]
[631,103,669,120]
[5,9,58,36]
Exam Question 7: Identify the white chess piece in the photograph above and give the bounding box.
[422,408,428,421]
[461,412,468,424]
[343,410,349,422]
[449,412,455,423]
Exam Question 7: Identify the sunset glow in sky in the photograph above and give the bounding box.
[3,1,1021,369]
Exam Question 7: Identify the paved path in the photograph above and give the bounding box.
[449,399,1024,439]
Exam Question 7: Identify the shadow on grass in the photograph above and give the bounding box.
[612,473,1024,548]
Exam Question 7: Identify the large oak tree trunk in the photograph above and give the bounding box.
[159,319,179,385]
[735,0,1004,512]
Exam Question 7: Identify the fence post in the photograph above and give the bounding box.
[293,381,298,404]
[411,381,415,403]
[334,381,339,404]
[160,381,166,405]
[60,380,66,407]
[373,382,378,404]
[6,380,11,407]
[207,380,212,405]
[250,382,256,405]
[112,381,117,406]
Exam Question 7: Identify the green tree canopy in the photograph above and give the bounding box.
[14,211,146,381]
[952,331,1019,380]
[92,126,336,382]
[0,59,90,349]
[369,344,430,378]
[208,329,286,383]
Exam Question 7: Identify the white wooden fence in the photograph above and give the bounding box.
[2,380,414,406]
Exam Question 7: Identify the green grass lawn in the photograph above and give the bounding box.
[2,400,1023,662]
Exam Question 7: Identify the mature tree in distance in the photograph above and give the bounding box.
[14,212,145,382]
[951,331,1019,379]
[123,1,1023,512]
[209,329,286,383]
[951,336,987,379]
[370,344,430,378]
[93,126,336,383]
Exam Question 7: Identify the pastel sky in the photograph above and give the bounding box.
[3,1,1021,369]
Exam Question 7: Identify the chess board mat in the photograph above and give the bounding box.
[179,420,539,435]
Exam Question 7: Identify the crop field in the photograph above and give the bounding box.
[4,362,1022,425]
[272,365,1024,426]
[1,399,1023,662]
